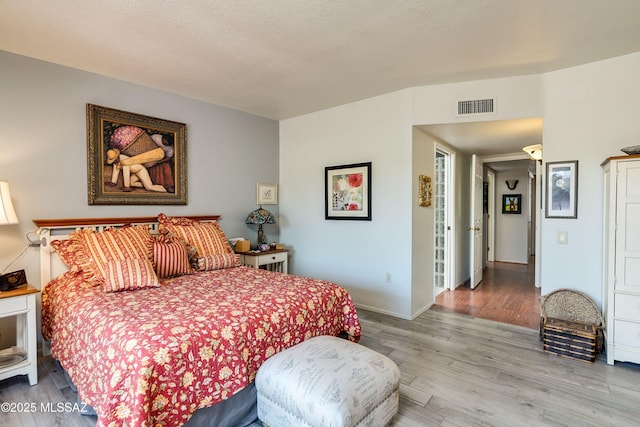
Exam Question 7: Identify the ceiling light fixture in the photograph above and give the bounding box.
[522,144,543,162]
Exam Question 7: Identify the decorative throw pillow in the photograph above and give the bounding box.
[157,214,233,257]
[51,239,83,271]
[102,258,160,293]
[152,235,193,279]
[195,253,241,271]
[69,225,153,286]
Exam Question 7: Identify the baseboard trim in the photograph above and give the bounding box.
[410,303,433,320]
[354,303,412,320]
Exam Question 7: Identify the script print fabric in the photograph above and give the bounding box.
[41,266,361,427]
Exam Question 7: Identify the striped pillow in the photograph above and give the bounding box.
[196,253,241,271]
[69,225,153,286]
[158,214,233,257]
[152,236,193,278]
[102,258,159,292]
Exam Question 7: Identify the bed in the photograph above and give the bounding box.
[36,215,361,427]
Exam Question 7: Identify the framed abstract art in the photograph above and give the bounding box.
[325,162,371,220]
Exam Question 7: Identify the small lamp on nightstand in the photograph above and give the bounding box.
[246,207,276,245]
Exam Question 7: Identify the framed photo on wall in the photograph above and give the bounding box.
[87,104,187,205]
[502,194,522,214]
[546,160,578,218]
[325,162,371,220]
[418,175,432,207]
[257,182,278,205]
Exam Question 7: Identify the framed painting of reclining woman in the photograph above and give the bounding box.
[86,104,187,205]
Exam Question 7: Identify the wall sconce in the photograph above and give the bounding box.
[522,144,543,162]
[505,179,519,190]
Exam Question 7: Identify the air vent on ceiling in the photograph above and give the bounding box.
[456,98,495,116]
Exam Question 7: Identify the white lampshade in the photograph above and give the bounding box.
[0,181,19,225]
[522,144,543,161]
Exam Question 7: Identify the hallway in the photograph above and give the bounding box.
[432,261,541,329]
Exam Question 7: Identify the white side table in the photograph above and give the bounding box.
[0,285,39,385]
[240,249,288,274]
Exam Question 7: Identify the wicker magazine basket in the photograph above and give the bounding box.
[539,288,605,356]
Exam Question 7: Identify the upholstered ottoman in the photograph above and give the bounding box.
[255,335,401,427]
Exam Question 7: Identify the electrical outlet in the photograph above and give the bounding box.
[385,272,392,283]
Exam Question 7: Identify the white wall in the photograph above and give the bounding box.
[281,75,543,318]
[0,52,279,252]
[5,48,638,327]
[411,127,435,315]
[0,51,279,348]
[495,169,530,263]
[540,52,640,307]
[281,54,640,317]
[412,74,543,124]
[279,90,414,318]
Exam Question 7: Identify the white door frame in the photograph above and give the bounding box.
[534,160,542,287]
[487,169,496,262]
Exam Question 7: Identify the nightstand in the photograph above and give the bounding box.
[240,249,288,274]
[0,285,39,385]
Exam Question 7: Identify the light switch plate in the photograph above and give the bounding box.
[557,231,568,244]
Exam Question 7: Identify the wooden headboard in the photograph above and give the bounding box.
[33,215,221,290]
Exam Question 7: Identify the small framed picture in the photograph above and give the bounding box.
[418,175,432,207]
[257,183,278,205]
[546,160,578,218]
[502,194,522,214]
[325,162,371,220]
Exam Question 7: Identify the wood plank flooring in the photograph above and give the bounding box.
[2,310,640,427]
[434,260,541,329]
[0,355,96,427]
[358,308,640,427]
[2,290,640,426]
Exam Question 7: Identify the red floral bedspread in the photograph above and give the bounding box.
[42,266,361,427]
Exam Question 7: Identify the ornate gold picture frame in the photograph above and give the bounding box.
[419,175,432,207]
[87,104,187,205]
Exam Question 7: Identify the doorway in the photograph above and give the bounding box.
[438,156,540,328]
[418,118,542,328]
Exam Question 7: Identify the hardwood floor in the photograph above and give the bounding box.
[433,260,541,329]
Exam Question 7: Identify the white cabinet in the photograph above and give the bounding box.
[240,249,288,274]
[0,285,39,385]
[602,154,640,365]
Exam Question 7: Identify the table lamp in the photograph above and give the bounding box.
[0,181,27,291]
[0,181,18,225]
[245,207,276,245]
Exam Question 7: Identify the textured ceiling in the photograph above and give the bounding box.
[2,0,640,121]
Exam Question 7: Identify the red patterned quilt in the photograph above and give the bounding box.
[41,266,361,427]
